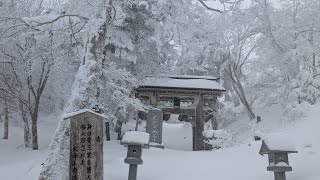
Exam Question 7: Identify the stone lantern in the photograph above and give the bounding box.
[259,136,298,180]
[121,131,150,180]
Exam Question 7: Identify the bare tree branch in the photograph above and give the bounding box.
[197,0,223,13]
[19,14,88,28]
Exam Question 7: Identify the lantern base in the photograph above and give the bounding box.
[124,157,143,165]
[267,166,292,172]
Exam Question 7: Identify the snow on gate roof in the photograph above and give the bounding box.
[138,75,225,91]
[168,75,219,80]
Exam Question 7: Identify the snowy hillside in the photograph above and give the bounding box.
[1,105,319,180]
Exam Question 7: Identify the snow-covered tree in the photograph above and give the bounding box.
[251,0,320,111]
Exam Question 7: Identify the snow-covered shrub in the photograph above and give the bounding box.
[216,102,244,128]
[281,71,319,121]
[289,71,320,105]
[283,101,312,122]
[203,129,233,149]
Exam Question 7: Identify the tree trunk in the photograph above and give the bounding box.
[231,88,240,107]
[31,112,39,150]
[3,100,9,139]
[226,62,255,120]
[24,119,31,147]
[309,28,317,77]
[236,80,255,120]
[231,75,256,120]
[30,96,40,150]
[20,101,31,147]
[312,52,317,77]
[39,1,112,179]
[116,123,122,141]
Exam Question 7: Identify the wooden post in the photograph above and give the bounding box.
[3,99,9,140]
[116,120,122,140]
[193,96,205,151]
[65,110,106,180]
[128,164,138,180]
[105,122,110,141]
[274,172,286,180]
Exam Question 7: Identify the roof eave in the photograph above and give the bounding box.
[136,85,226,92]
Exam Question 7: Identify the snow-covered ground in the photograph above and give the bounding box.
[0,114,58,180]
[0,105,319,180]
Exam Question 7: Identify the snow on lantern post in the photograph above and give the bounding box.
[259,135,298,180]
[63,109,107,180]
[121,131,150,180]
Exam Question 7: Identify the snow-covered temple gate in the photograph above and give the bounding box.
[135,75,225,151]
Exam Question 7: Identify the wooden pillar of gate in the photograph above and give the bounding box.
[192,95,206,151]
